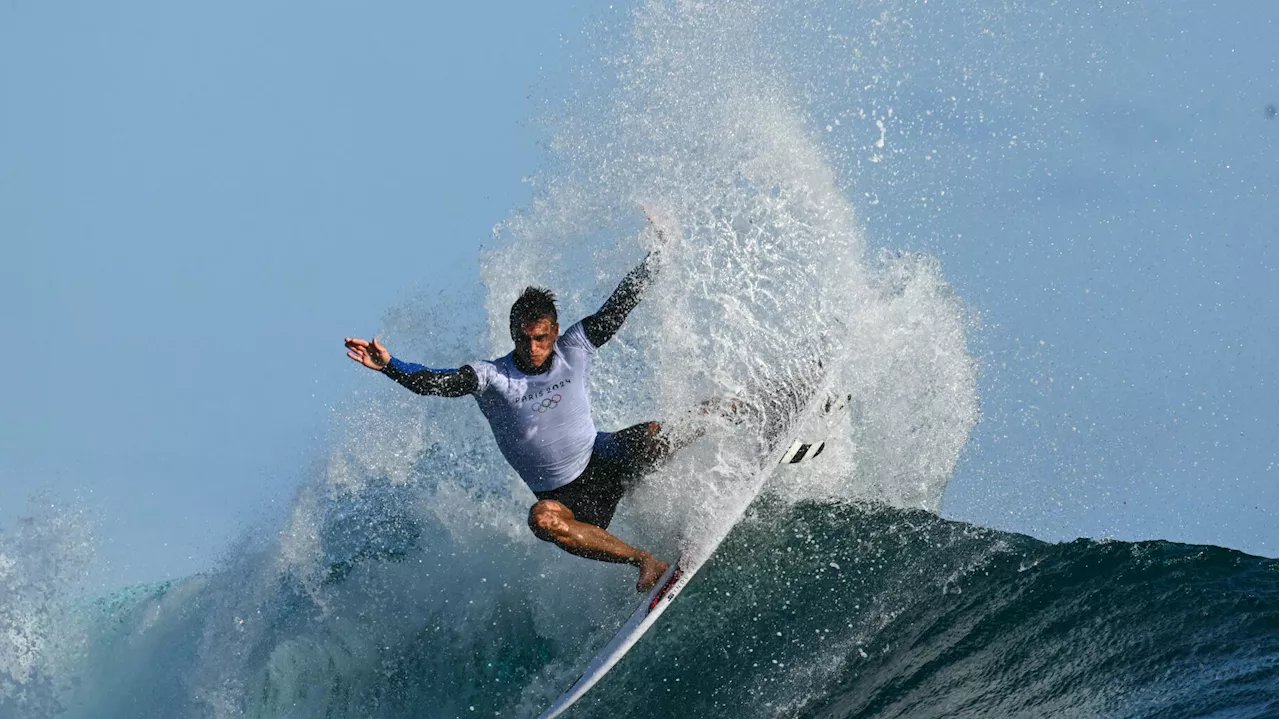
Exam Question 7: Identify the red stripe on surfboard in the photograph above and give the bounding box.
[647,566,684,614]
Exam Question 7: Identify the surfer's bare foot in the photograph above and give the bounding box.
[635,553,670,593]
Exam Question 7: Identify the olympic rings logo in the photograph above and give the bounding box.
[532,394,563,413]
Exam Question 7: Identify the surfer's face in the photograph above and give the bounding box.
[513,317,559,369]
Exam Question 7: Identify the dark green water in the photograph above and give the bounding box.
[41,499,1277,719]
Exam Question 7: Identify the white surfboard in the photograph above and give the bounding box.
[537,361,833,719]
[778,391,851,465]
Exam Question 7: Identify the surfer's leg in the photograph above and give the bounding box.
[528,500,669,592]
[611,399,748,468]
[696,396,754,423]
[613,420,700,467]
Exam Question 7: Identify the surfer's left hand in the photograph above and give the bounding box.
[642,205,673,247]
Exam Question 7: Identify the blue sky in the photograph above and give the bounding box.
[2,1,1275,590]
[1,1,586,584]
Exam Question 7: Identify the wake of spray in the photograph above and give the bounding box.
[486,0,977,530]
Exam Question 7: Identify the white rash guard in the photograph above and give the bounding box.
[467,321,599,492]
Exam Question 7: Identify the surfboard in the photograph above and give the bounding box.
[778,391,850,464]
[536,360,833,719]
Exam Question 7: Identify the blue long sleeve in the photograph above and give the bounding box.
[381,358,479,397]
[581,251,659,348]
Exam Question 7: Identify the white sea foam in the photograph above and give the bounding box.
[485,0,977,530]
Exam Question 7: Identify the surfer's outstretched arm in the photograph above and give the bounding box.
[581,250,661,348]
[344,337,478,397]
[381,360,478,397]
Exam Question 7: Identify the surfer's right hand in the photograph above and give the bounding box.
[345,337,391,370]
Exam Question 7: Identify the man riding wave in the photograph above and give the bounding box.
[344,222,692,592]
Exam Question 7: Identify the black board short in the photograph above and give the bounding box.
[533,421,663,529]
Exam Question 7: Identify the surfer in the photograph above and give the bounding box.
[344,224,685,593]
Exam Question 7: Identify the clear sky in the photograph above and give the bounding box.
[2,1,1275,591]
[1,1,587,585]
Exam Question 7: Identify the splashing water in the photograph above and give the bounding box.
[486,0,978,522]
[0,501,94,719]
[5,2,1005,717]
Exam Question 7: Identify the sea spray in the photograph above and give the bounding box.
[0,500,94,719]
[487,0,977,541]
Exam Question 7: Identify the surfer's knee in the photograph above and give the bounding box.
[528,501,572,542]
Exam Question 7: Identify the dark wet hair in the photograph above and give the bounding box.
[509,286,558,334]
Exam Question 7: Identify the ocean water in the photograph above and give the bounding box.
[2,1,1275,717]
[3,499,1274,718]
